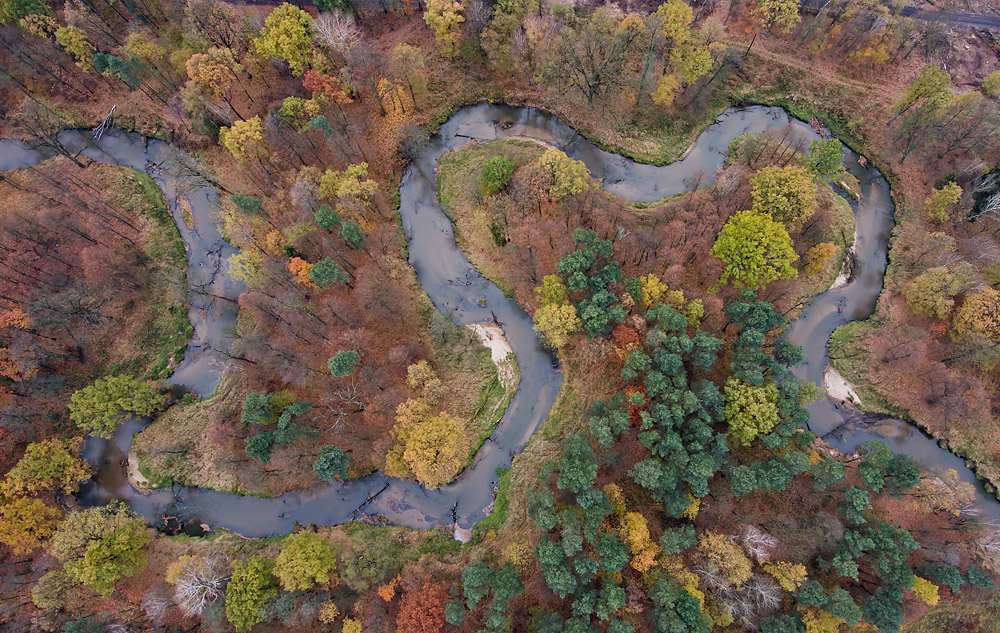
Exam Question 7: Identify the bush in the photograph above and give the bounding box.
[480,156,515,196]
[983,70,1000,98]
[803,242,837,276]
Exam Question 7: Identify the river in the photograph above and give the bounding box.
[0,103,993,537]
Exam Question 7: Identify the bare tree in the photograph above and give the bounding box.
[141,586,172,626]
[323,376,366,430]
[466,0,493,33]
[170,554,229,618]
[740,525,777,561]
[742,574,781,611]
[313,11,362,56]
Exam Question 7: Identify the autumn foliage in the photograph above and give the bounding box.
[396,579,449,633]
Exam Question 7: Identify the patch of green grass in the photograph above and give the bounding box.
[470,468,511,543]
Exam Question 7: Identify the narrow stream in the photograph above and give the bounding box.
[1,103,994,537]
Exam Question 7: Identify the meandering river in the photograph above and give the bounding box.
[1,103,995,537]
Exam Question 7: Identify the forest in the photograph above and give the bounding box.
[0,0,999,630]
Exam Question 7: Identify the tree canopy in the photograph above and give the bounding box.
[226,556,276,632]
[710,209,798,289]
[68,375,166,439]
[749,165,817,224]
[49,501,150,595]
[274,531,338,590]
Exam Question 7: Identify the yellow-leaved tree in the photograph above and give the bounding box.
[539,148,591,201]
[800,607,845,633]
[423,0,464,58]
[911,575,940,606]
[2,437,91,497]
[0,497,62,554]
[952,287,1000,340]
[253,3,313,76]
[385,406,466,488]
[619,511,660,573]
[533,275,581,348]
[274,532,338,590]
[697,531,752,585]
[652,73,681,107]
[762,561,808,591]
[219,117,266,162]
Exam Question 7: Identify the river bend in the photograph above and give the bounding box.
[1,103,995,537]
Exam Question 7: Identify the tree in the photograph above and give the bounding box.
[226,556,276,632]
[230,194,264,214]
[965,565,997,589]
[892,66,952,123]
[794,580,827,607]
[69,375,166,439]
[314,204,342,231]
[314,445,351,481]
[752,0,800,32]
[2,437,90,497]
[312,10,361,54]
[902,264,973,319]
[652,73,680,107]
[329,350,360,376]
[749,165,816,224]
[910,576,939,606]
[724,377,779,446]
[55,26,95,70]
[397,579,449,633]
[242,391,277,425]
[952,287,1000,340]
[557,434,598,494]
[534,302,581,348]
[340,220,365,249]
[916,563,964,594]
[548,9,643,110]
[49,502,150,595]
[762,561,808,591]
[843,487,871,525]
[984,71,1000,98]
[219,117,266,162]
[648,575,712,633]
[0,496,61,553]
[245,431,274,462]
[803,243,837,277]
[254,3,313,75]
[863,585,903,633]
[0,0,48,24]
[923,182,962,221]
[274,532,337,590]
[660,525,697,554]
[806,139,845,177]
[825,588,861,626]
[386,412,466,487]
[186,47,244,113]
[31,568,76,611]
[166,554,228,617]
[698,531,752,585]
[423,0,465,58]
[857,440,920,495]
[539,148,591,201]
[621,511,660,572]
[309,258,349,288]
[710,209,798,289]
[94,53,146,90]
[810,456,846,491]
[390,43,428,104]
[480,156,515,196]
